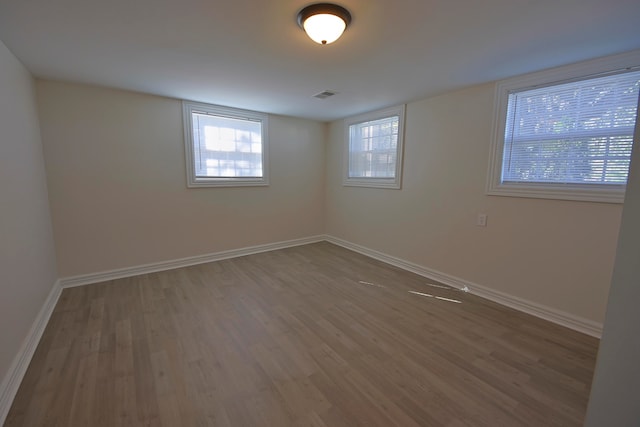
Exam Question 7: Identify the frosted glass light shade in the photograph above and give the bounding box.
[297,3,351,45]
[303,14,346,44]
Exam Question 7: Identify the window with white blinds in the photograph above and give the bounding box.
[488,53,640,203]
[344,105,406,189]
[503,72,639,185]
[183,101,269,187]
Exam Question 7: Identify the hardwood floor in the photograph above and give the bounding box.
[5,242,599,426]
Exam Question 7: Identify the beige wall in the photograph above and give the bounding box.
[325,83,623,324]
[0,43,57,386]
[37,81,326,277]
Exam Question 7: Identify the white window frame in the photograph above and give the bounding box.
[343,104,406,189]
[183,100,269,188]
[487,50,640,203]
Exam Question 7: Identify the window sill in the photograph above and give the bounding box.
[486,182,626,203]
[188,177,269,188]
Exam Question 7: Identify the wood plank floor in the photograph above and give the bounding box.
[5,242,599,426]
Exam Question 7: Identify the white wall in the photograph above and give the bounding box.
[325,82,623,325]
[36,81,326,277]
[584,96,640,426]
[0,42,57,392]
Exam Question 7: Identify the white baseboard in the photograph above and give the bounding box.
[0,280,62,425]
[59,235,325,288]
[59,233,603,337]
[324,235,602,338]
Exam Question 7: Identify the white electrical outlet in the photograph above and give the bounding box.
[476,213,487,227]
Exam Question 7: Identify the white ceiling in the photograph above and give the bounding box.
[1,0,639,121]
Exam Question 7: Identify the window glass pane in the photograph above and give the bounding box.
[502,71,640,185]
[192,113,263,178]
[349,115,399,178]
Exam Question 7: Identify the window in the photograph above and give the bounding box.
[344,105,406,189]
[487,52,640,203]
[183,101,269,187]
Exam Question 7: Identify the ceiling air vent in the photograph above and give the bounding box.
[313,90,337,99]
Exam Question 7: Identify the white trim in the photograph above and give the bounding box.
[59,236,324,288]
[343,104,406,189]
[182,100,270,188]
[324,235,602,338]
[0,280,62,426]
[59,234,603,336]
[486,49,640,204]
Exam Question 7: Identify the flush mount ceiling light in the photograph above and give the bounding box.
[297,3,352,45]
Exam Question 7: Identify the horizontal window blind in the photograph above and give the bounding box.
[502,70,640,185]
[192,112,263,178]
[349,115,399,178]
